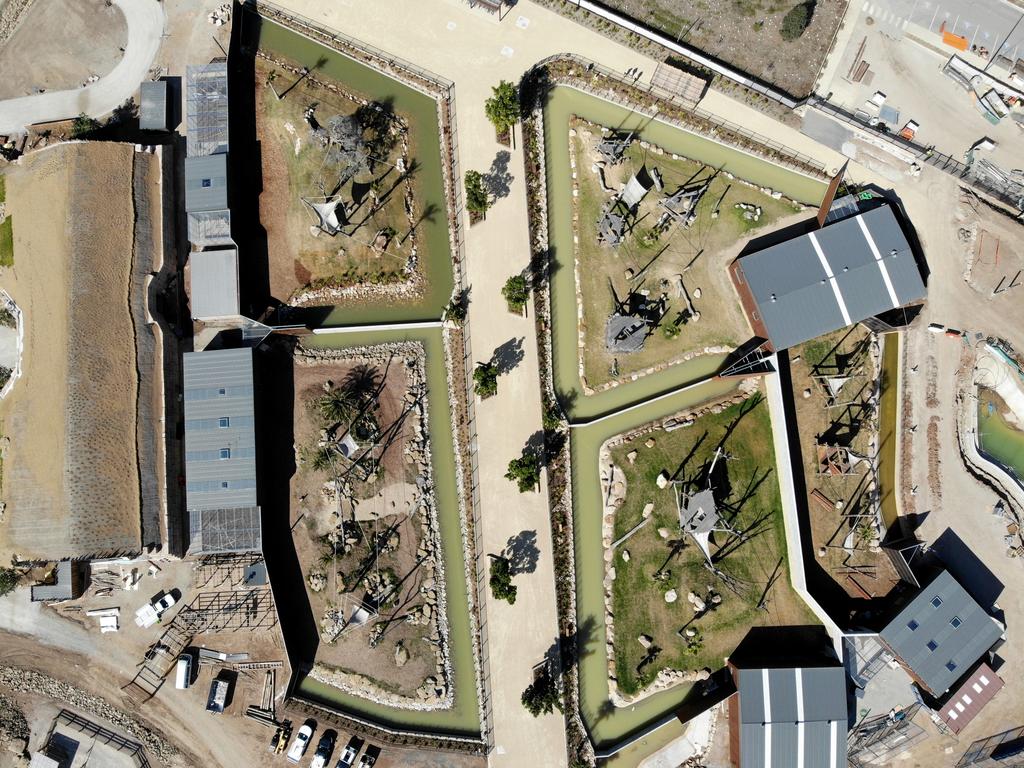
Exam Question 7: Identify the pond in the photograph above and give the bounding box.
[255,17,454,326]
[978,389,1024,484]
[296,328,479,736]
[542,85,826,749]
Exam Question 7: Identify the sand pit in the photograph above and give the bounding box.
[0,143,148,559]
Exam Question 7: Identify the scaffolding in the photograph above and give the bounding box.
[177,588,278,634]
[45,710,151,768]
[193,552,264,589]
[957,725,1024,767]
[186,61,230,157]
[848,704,928,766]
[187,209,233,249]
[188,506,262,555]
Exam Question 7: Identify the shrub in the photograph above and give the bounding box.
[464,170,490,215]
[484,80,520,135]
[444,296,467,324]
[521,668,562,716]
[780,3,812,41]
[506,452,541,492]
[473,361,499,399]
[71,113,100,138]
[489,555,517,604]
[0,568,18,597]
[502,274,529,313]
[662,322,682,340]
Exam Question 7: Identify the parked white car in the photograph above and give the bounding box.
[287,721,315,764]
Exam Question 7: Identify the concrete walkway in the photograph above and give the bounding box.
[0,0,164,134]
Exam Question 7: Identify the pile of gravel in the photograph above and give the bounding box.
[0,692,29,743]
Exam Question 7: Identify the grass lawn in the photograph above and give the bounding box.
[608,391,817,695]
[257,59,421,296]
[0,217,12,268]
[0,174,6,203]
[571,123,801,390]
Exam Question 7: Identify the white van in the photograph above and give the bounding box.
[175,653,193,690]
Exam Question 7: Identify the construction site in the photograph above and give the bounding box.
[569,119,805,392]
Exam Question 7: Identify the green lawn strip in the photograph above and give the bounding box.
[607,393,818,695]
[0,217,13,268]
[0,174,7,204]
[572,130,799,389]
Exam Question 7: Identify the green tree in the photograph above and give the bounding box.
[521,668,562,717]
[71,113,100,138]
[542,404,562,432]
[473,361,499,399]
[484,80,520,140]
[780,2,812,41]
[488,555,517,604]
[318,388,358,425]
[444,295,467,325]
[0,567,18,597]
[662,322,681,340]
[502,274,529,313]
[464,170,490,216]
[506,452,541,492]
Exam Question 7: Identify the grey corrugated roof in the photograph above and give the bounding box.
[189,247,239,320]
[880,570,1003,695]
[140,81,167,131]
[737,666,848,768]
[186,61,229,156]
[185,154,228,213]
[188,506,261,554]
[187,209,233,249]
[737,205,926,350]
[30,561,74,602]
[183,348,257,512]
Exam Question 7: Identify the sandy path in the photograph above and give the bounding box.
[0,143,141,559]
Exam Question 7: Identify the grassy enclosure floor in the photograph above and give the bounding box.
[608,391,817,695]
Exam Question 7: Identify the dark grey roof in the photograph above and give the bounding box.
[183,348,257,512]
[185,154,228,213]
[140,81,167,131]
[880,570,1003,695]
[737,205,926,350]
[188,507,261,554]
[186,62,229,156]
[189,247,240,320]
[737,666,848,768]
[187,209,233,249]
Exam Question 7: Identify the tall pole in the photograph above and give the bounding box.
[984,10,1023,73]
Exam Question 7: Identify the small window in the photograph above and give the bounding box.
[221,481,229,489]
[219,448,231,460]
[946,661,958,673]
[201,178,212,188]
[218,387,226,396]
[950,616,962,628]
[907,619,919,631]
[926,640,938,652]
[218,417,230,428]
[931,596,943,608]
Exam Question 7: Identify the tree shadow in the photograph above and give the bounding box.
[484,150,514,200]
[502,529,539,575]
[492,336,525,375]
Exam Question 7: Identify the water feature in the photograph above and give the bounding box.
[978,390,1024,483]
[542,85,825,748]
[256,18,454,326]
[295,328,480,736]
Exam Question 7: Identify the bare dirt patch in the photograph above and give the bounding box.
[0,143,143,560]
[599,0,847,97]
[290,344,449,707]
[0,0,127,100]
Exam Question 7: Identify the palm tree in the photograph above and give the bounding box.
[318,388,358,425]
[343,364,382,407]
[311,444,340,474]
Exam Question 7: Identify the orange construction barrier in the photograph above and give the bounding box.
[939,21,969,50]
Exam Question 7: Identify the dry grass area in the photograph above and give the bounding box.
[0,143,143,560]
[256,59,424,304]
[291,348,445,700]
[571,122,800,390]
[600,0,848,97]
[789,326,901,600]
[608,389,816,696]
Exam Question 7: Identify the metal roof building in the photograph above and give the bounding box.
[734,665,848,768]
[938,662,1004,735]
[183,348,257,516]
[879,570,1004,696]
[731,205,926,351]
[185,154,228,213]
[186,61,229,156]
[189,247,240,321]
[188,506,261,555]
[140,80,168,131]
[30,561,82,602]
[187,209,233,249]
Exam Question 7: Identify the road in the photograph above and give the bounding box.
[0,0,163,134]
[868,0,1024,55]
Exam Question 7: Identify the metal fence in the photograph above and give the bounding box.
[48,710,152,768]
[540,53,828,178]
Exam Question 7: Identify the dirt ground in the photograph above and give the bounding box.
[601,0,848,97]
[255,58,423,304]
[0,0,127,100]
[607,389,817,695]
[291,351,443,698]
[571,122,801,390]
[0,143,144,560]
[789,325,902,601]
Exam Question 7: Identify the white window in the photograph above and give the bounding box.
[218,417,230,428]
[931,596,943,608]
[219,448,230,460]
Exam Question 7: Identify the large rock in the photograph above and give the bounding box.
[656,471,670,489]
[658,527,670,539]
[638,634,653,649]
[642,503,655,519]
[394,642,409,668]
[664,589,678,603]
